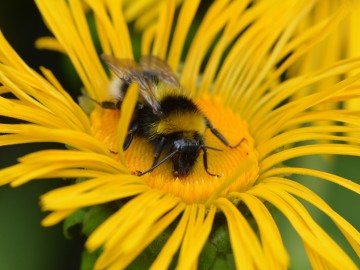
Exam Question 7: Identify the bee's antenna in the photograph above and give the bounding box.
[137,150,179,176]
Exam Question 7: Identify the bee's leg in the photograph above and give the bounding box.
[205,117,245,148]
[151,137,166,166]
[123,122,139,150]
[83,93,121,110]
[123,134,133,151]
[200,138,219,177]
[137,147,178,176]
[102,101,144,111]
[101,101,121,110]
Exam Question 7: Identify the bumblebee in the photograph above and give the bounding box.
[95,54,244,177]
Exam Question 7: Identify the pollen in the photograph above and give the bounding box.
[90,96,259,204]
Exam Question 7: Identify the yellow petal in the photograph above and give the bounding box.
[231,192,289,269]
[215,197,266,270]
[249,183,358,270]
[177,205,216,269]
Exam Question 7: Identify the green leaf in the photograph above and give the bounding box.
[211,225,231,254]
[198,241,217,269]
[225,254,236,270]
[210,254,233,270]
[82,205,115,236]
[147,226,172,256]
[63,208,87,239]
[126,253,153,270]
[127,226,173,270]
[80,249,97,270]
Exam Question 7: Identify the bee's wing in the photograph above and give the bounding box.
[101,54,162,114]
[140,55,181,88]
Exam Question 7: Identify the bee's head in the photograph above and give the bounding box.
[171,136,201,177]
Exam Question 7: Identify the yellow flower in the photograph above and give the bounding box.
[1,0,360,269]
[287,0,360,141]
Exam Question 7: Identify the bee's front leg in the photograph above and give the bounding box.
[151,137,166,166]
[136,137,167,176]
[205,117,245,148]
[199,137,220,177]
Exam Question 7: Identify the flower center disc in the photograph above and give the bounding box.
[91,96,259,203]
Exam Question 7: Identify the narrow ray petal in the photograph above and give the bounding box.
[262,178,360,251]
[176,205,216,269]
[215,197,267,270]
[231,192,289,269]
[260,167,360,194]
[249,184,358,270]
[260,144,360,174]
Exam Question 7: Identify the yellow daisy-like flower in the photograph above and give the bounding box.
[1,0,360,269]
[287,0,360,139]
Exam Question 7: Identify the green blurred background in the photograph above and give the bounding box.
[0,1,83,269]
[0,1,359,269]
